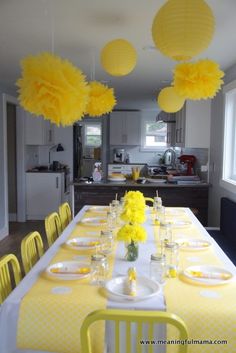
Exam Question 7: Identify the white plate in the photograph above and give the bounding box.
[146,178,166,184]
[183,265,234,285]
[105,276,160,301]
[176,238,211,251]
[80,217,107,226]
[66,237,101,250]
[108,178,126,182]
[170,220,192,228]
[46,261,92,280]
[88,206,109,213]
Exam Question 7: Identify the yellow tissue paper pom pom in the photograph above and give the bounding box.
[117,224,147,243]
[16,52,90,126]
[173,59,224,100]
[86,81,116,117]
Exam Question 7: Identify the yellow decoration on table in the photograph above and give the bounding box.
[152,0,215,61]
[86,81,116,117]
[121,191,146,224]
[117,224,147,243]
[16,52,90,126]
[157,86,185,113]
[101,39,137,76]
[173,59,225,100]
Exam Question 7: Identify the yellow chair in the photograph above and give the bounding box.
[145,197,154,205]
[21,231,44,274]
[81,309,188,353]
[59,202,72,231]
[0,254,22,304]
[45,212,62,247]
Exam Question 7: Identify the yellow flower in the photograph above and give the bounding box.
[121,190,146,224]
[117,224,147,243]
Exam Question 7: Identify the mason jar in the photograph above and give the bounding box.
[150,254,166,284]
[90,254,108,286]
[164,242,179,278]
[107,211,116,231]
[100,230,114,254]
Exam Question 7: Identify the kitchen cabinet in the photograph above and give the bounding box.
[175,100,211,148]
[26,172,64,220]
[110,111,141,145]
[25,112,54,145]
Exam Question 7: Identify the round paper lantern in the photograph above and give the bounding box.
[157,87,185,113]
[152,0,215,61]
[101,39,137,76]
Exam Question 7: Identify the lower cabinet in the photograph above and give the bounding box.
[73,184,209,225]
[26,173,64,220]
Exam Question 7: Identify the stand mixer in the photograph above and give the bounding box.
[178,155,196,175]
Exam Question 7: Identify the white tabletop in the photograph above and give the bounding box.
[0,207,235,353]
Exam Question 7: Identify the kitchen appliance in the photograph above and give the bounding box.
[113,148,125,163]
[178,155,196,175]
[163,148,176,166]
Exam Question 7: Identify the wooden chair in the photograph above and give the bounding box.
[45,212,62,247]
[80,309,188,353]
[0,254,22,304]
[59,202,72,231]
[21,231,44,274]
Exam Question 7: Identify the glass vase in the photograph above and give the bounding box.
[125,240,139,261]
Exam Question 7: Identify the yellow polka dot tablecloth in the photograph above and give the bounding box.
[17,210,116,353]
[162,209,236,353]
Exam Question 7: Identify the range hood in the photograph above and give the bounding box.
[156,111,176,123]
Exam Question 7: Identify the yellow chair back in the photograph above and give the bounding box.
[145,197,154,205]
[21,231,44,274]
[45,212,62,247]
[0,254,22,304]
[59,202,72,231]
[81,309,188,353]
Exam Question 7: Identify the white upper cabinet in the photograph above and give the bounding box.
[25,112,54,145]
[110,111,141,145]
[175,100,211,148]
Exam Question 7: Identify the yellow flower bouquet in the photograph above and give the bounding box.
[118,191,147,261]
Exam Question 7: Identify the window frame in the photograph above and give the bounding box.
[84,122,102,148]
[140,115,168,152]
[221,80,236,192]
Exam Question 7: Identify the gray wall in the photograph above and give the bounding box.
[208,63,236,226]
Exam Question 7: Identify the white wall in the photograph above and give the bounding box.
[208,62,236,226]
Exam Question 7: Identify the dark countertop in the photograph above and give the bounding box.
[71,180,210,188]
[26,170,65,173]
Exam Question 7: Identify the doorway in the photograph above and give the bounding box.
[7,103,17,221]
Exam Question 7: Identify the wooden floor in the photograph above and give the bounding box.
[0,221,48,272]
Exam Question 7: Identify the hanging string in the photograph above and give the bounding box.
[90,49,96,81]
[50,0,55,54]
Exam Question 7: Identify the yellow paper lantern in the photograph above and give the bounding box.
[101,39,137,76]
[157,87,185,113]
[152,0,215,61]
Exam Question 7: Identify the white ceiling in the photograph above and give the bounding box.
[1,0,236,109]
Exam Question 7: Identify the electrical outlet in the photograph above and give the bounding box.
[201,165,208,172]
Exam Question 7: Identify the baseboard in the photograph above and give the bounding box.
[0,225,8,240]
[9,213,17,221]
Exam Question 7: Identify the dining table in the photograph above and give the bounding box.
[0,205,235,353]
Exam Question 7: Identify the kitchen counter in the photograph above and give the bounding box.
[72,180,210,187]
[72,180,210,225]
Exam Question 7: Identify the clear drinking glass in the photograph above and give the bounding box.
[100,230,114,254]
[90,254,108,286]
[158,222,173,253]
[107,211,116,231]
[164,242,179,278]
[150,254,166,284]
